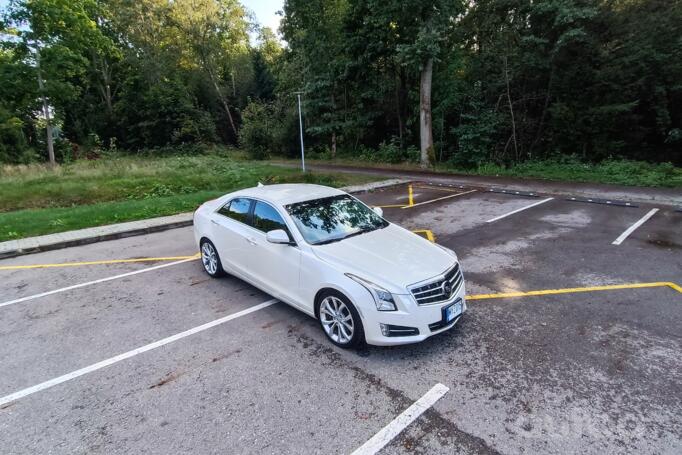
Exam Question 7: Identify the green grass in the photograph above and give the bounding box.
[0,155,379,241]
[444,159,682,188]
[289,156,682,188]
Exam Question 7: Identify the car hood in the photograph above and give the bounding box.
[311,224,456,294]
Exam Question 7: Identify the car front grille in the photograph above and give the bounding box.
[409,263,463,305]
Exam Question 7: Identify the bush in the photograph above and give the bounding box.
[54,138,75,163]
[450,107,503,168]
[239,97,300,159]
[357,138,419,164]
[306,145,332,160]
[0,106,35,164]
[239,100,273,160]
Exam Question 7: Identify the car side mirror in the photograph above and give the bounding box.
[266,229,292,245]
[373,206,384,217]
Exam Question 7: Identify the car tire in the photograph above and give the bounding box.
[317,290,364,349]
[200,239,225,277]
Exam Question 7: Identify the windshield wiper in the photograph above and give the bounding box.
[343,226,375,239]
[313,236,346,245]
[314,226,376,245]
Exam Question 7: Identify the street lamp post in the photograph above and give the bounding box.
[295,91,305,172]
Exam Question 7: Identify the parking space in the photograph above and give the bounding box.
[1,181,680,454]
[2,301,412,454]
[0,229,200,303]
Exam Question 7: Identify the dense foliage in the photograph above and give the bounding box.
[0,0,282,162]
[1,0,680,168]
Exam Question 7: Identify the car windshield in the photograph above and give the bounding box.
[286,195,388,245]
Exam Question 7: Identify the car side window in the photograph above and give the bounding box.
[253,201,289,235]
[218,198,252,224]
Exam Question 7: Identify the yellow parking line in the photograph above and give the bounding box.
[412,229,436,242]
[372,182,434,209]
[467,282,682,300]
[0,254,201,270]
[402,189,478,209]
[668,282,682,293]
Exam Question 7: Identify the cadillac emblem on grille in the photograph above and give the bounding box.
[442,281,452,297]
[409,263,463,305]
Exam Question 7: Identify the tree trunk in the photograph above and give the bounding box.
[530,67,554,158]
[331,92,337,158]
[419,58,434,168]
[96,56,114,114]
[206,66,238,138]
[331,131,337,158]
[218,91,238,139]
[394,73,404,148]
[36,49,55,167]
[503,56,519,162]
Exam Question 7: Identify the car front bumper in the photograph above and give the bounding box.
[362,282,467,346]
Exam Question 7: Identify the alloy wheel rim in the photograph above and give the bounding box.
[201,242,218,275]
[320,296,354,344]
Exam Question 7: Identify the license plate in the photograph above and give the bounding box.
[445,300,462,323]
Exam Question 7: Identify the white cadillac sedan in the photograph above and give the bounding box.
[193,184,466,348]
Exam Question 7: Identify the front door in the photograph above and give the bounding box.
[242,201,301,306]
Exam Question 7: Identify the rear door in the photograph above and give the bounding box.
[209,197,255,279]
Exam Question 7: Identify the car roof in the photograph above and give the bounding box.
[232,183,347,206]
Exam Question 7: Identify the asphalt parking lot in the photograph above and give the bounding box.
[1,182,681,454]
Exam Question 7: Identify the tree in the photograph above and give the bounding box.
[3,0,114,165]
[0,37,37,162]
[343,0,462,167]
[251,28,282,101]
[168,0,250,141]
[397,16,450,167]
[281,0,352,157]
[1,0,680,166]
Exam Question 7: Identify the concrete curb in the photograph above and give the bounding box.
[280,162,682,208]
[0,179,410,260]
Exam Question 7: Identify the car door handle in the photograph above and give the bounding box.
[246,237,258,246]
[211,219,218,225]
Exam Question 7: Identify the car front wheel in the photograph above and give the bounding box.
[200,239,225,277]
[318,291,364,348]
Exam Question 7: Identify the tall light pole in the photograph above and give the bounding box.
[294,91,305,172]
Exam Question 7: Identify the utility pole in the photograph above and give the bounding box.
[295,91,305,172]
[35,46,56,167]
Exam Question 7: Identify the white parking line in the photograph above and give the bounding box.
[486,197,554,223]
[402,189,478,209]
[350,383,449,455]
[612,208,659,245]
[0,257,198,309]
[0,299,278,406]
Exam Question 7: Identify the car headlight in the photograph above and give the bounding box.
[345,274,397,311]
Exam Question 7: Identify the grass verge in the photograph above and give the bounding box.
[287,157,682,188]
[0,155,379,241]
[451,159,682,187]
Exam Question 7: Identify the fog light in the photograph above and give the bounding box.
[380,323,390,337]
